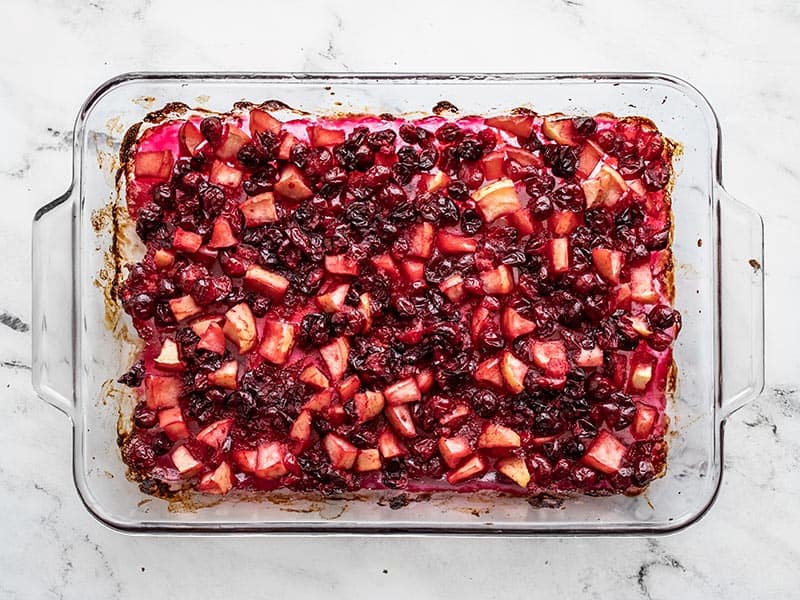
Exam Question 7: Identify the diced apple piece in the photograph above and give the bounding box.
[168,295,202,322]
[486,114,534,138]
[324,254,360,276]
[439,274,465,303]
[616,283,633,311]
[232,449,257,473]
[378,429,407,459]
[198,461,233,494]
[170,445,202,477]
[470,297,498,341]
[501,307,536,340]
[495,456,531,488]
[300,364,330,390]
[311,125,345,147]
[500,351,528,394]
[399,259,425,283]
[582,430,627,475]
[446,453,489,485]
[425,170,450,192]
[244,265,290,300]
[134,150,173,179]
[303,388,335,412]
[508,208,536,235]
[190,314,224,336]
[255,442,288,479]
[577,140,603,177]
[145,375,181,409]
[478,423,521,449]
[481,150,506,180]
[593,164,628,207]
[439,404,471,426]
[209,160,243,187]
[632,404,659,440]
[371,254,400,278]
[549,211,582,235]
[474,357,505,388]
[354,448,382,472]
[179,121,204,156]
[195,321,225,354]
[505,146,542,167]
[316,283,350,313]
[576,346,604,367]
[154,338,184,371]
[628,357,655,392]
[408,222,435,259]
[581,178,602,208]
[208,218,237,249]
[630,265,659,303]
[337,374,361,401]
[216,126,250,161]
[250,108,282,135]
[354,391,384,423]
[223,302,257,353]
[239,192,278,227]
[159,406,189,441]
[323,433,358,470]
[289,410,313,451]
[592,248,624,284]
[384,377,421,406]
[320,337,349,382]
[472,179,522,223]
[438,436,472,469]
[207,360,238,389]
[416,368,434,393]
[385,404,417,438]
[531,340,569,378]
[274,165,313,200]
[277,133,298,161]
[547,237,570,274]
[629,315,653,337]
[196,418,233,450]
[257,320,296,365]
[480,265,514,295]
[153,249,175,269]
[436,231,477,254]
[358,293,373,332]
[542,118,578,146]
[173,228,203,254]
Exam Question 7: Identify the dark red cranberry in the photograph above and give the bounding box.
[570,465,598,486]
[471,389,498,418]
[118,359,145,387]
[435,123,463,143]
[199,117,223,144]
[455,135,484,161]
[154,302,176,327]
[460,208,482,235]
[366,129,396,151]
[586,373,614,401]
[631,459,656,487]
[300,312,331,346]
[135,203,164,241]
[382,457,408,489]
[290,142,310,168]
[198,184,226,214]
[364,164,392,188]
[477,128,497,151]
[151,432,171,456]
[527,454,553,486]
[122,434,156,470]
[459,162,485,189]
[617,140,637,158]
[643,161,670,191]
[191,276,232,305]
[134,403,158,429]
[353,145,375,171]
[617,155,645,178]
[530,195,553,220]
[157,278,176,298]
[571,117,597,138]
[551,147,579,179]
[644,228,670,251]
[552,183,584,211]
[646,330,673,351]
[480,329,505,353]
[237,143,263,169]
[417,148,438,171]
[398,123,420,144]
[648,304,675,328]
[638,134,664,160]
[595,130,617,153]
[151,182,175,209]
[125,293,156,320]
[446,180,469,200]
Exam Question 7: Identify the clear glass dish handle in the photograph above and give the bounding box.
[32,188,75,419]
[717,183,765,419]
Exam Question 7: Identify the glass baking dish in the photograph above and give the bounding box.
[32,73,764,535]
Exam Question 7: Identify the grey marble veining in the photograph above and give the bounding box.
[1,0,799,598]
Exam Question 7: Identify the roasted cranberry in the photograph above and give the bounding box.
[199,117,223,144]
[135,203,163,241]
[320,167,347,198]
[151,182,175,209]
[300,312,331,346]
[446,180,469,200]
[382,457,408,489]
[125,293,156,320]
[527,453,553,486]
[353,145,375,171]
[157,278,176,298]
[631,459,656,487]
[618,155,645,178]
[460,208,483,235]
[191,276,232,305]
[399,123,420,144]
[477,128,497,151]
[366,129,396,151]
[525,170,556,197]
[151,433,171,456]
[133,403,158,429]
[530,195,553,220]
[552,147,579,179]
[122,434,156,470]
[648,304,675,328]
[552,183,584,211]
[570,465,598,486]
[118,359,145,387]
[644,228,670,251]
[417,148,438,171]
[237,143,263,169]
[643,161,670,191]
[455,135,484,161]
[435,123,463,143]
[480,329,505,353]
[154,302,176,327]
[199,184,226,214]
[572,117,597,138]
[418,193,459,224]
[638,134,664,160]
[471,389,499,418]
[647,330,673,351]
[586,373,614,401]
[595,129,617,153]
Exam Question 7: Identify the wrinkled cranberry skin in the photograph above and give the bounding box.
[133,403,158,429]
[200,117,223,144]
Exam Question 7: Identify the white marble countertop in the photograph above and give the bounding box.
[2,0,798,597]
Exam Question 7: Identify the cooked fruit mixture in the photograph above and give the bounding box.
[117,104,679,498]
